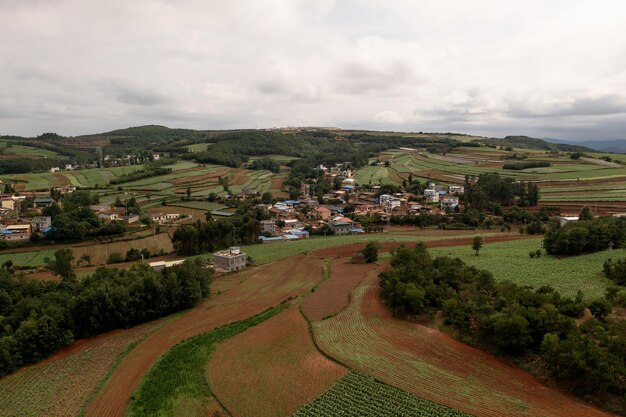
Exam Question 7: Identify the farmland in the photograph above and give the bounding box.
[208,305,347,417]
[293,372,473,417]
[312,267,611,417]
[429,238,614,299]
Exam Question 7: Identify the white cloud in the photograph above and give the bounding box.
[1,0,626,140]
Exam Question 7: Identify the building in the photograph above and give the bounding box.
[559,216,579,226]
[1,224,32,241]
[123,214,140,224]
[379,194,402,212]
[441,196,460,211]
[33,198,55,208]
[49,167,60,173]
[448,185,465,195]
[64,164,73,170]
[260,219,276,234]
[150,213,181,224]
[1,198,14,210]
[329,217,355,235]
[213,246,247,272]
[316,206,331,221]
[98,212,120,221]
[149,259,185,272]
[424,189,439,204]
[300,182,311,197]
[31,216,52,233]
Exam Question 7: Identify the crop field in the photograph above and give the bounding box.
[171,200,227,211]
[208,305,347,417]
[0,248,57,267]
[302,259,378,321]
[313,269,611,417]
[126,304,288,417]
[293,372,472,417]
[248,154,300,162]
[84,255,324,417]
[429,238,614,299]
[0,318,168,417]
[0,142,60,158]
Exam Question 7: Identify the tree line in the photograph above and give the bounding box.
[0,254,211,377]
[379,244,625,407]
[544,216,626,256]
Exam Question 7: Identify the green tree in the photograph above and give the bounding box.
[52,248,75,281]
[472,235,483,256]
[579,206,593,221]
[362,242,380,263]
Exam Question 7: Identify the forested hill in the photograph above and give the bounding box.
[483,135,593,152]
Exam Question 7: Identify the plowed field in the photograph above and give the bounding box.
[207,306,347,416]
[302,259,378,321]
[313,266,611,417]
[83,255,323,417]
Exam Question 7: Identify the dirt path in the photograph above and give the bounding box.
[83,255,323,417]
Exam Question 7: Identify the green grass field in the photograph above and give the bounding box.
[0,249,57,267]
[172,200,227,211]
[429,239,615,299]
[0,142,60,158]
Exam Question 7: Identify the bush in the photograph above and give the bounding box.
[107,252,125,264]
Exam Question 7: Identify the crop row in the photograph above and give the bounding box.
[292,372,472,417]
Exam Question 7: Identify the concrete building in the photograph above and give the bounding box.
[149,259,185,272]
[441,196,460,211]
[448,185,465,195]
[379,194,402,212]
[260,219,276,234]
[559,216,579,226]
[329,217,355,235]
[31,216,52,233]
[424,189,439,204]
[213,246,247,272]
[33,198,55,208]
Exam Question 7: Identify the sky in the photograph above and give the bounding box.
[1,0,626,140]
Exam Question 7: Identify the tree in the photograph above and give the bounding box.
[472,236,483,256]
[52,248,75,281]
[579,206,593,221]
[186,186,191,200]
[78,254,91,266]
[362,242,380,263]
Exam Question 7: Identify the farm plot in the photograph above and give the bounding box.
[0,319,168,417]
[208,305,347,417]
[84,255,324,417]
[313,269,610,417]
[126,304,289,417]
[302,259,378,321]
[293,372,472,417]
[429,238,614,299]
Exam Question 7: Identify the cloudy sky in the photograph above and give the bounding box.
[2,0,626,140]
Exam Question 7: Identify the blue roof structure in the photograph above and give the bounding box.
[350,228,365,234]
[292,230,309,236]
[259,236,283,242]
[342,185,355,190]
[0,230,12,235]
[329,206,344,213]
[283,234,299,240]
[282,200,301,205]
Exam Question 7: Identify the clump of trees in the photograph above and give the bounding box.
[464,173,539,209]
[248,158,280,173]
[361,242,379,263]
[379,244,626,402]
[172,215,260,255]
[544,216,626,256]
[0,254,211,377]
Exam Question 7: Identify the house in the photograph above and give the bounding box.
[213,246,247,272]
[153,153,161,161]
[150,213,181,224]
[448,185,465,195]
[49,167,60,173]
[441,196,460,211]
[53,185,76,194]
[291,230,310,239]
[300,183,311,196]
[0,224,32,241]
[559,216,579,226]
[123,214,140,224]
[149,259,185,272]
[98,212,120,221]
[423,189,439,204]
[316,206,331,221]
[33,198,55,208]
[260,219,276,234]
[1,198,14,210]
[31,216,52,233]
[64,164,73,170]
[379,194,402,212]
[329,216,355,235]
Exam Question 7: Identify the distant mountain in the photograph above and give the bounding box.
[545,138,626,153]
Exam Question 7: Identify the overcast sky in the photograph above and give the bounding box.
[2,0,626,140]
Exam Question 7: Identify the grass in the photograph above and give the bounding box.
[172,200,226,211]
[429,239,615,299]
[125,303,289,417]
[293,371,472,417]
[0,249,57,267]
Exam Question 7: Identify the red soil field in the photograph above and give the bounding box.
[229,169,248,185]
[270,177,284,190]
[207,305,347,417]
[313,267,612,417]
[168,169,230,185]
[83,255,323,417]
[302,259,378,321]
[0,319,167,417]
[311,234,541,258]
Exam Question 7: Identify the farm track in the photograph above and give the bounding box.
[312,264,612,417]
[83,255,323,417]
[207,305,347,417]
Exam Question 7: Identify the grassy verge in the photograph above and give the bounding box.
[125,303,290,417]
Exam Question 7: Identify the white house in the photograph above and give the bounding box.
[559,216,579,226]
[424,189,439,204]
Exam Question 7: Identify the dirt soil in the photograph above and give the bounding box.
[313,266,613,417]
[83,255,323,417]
